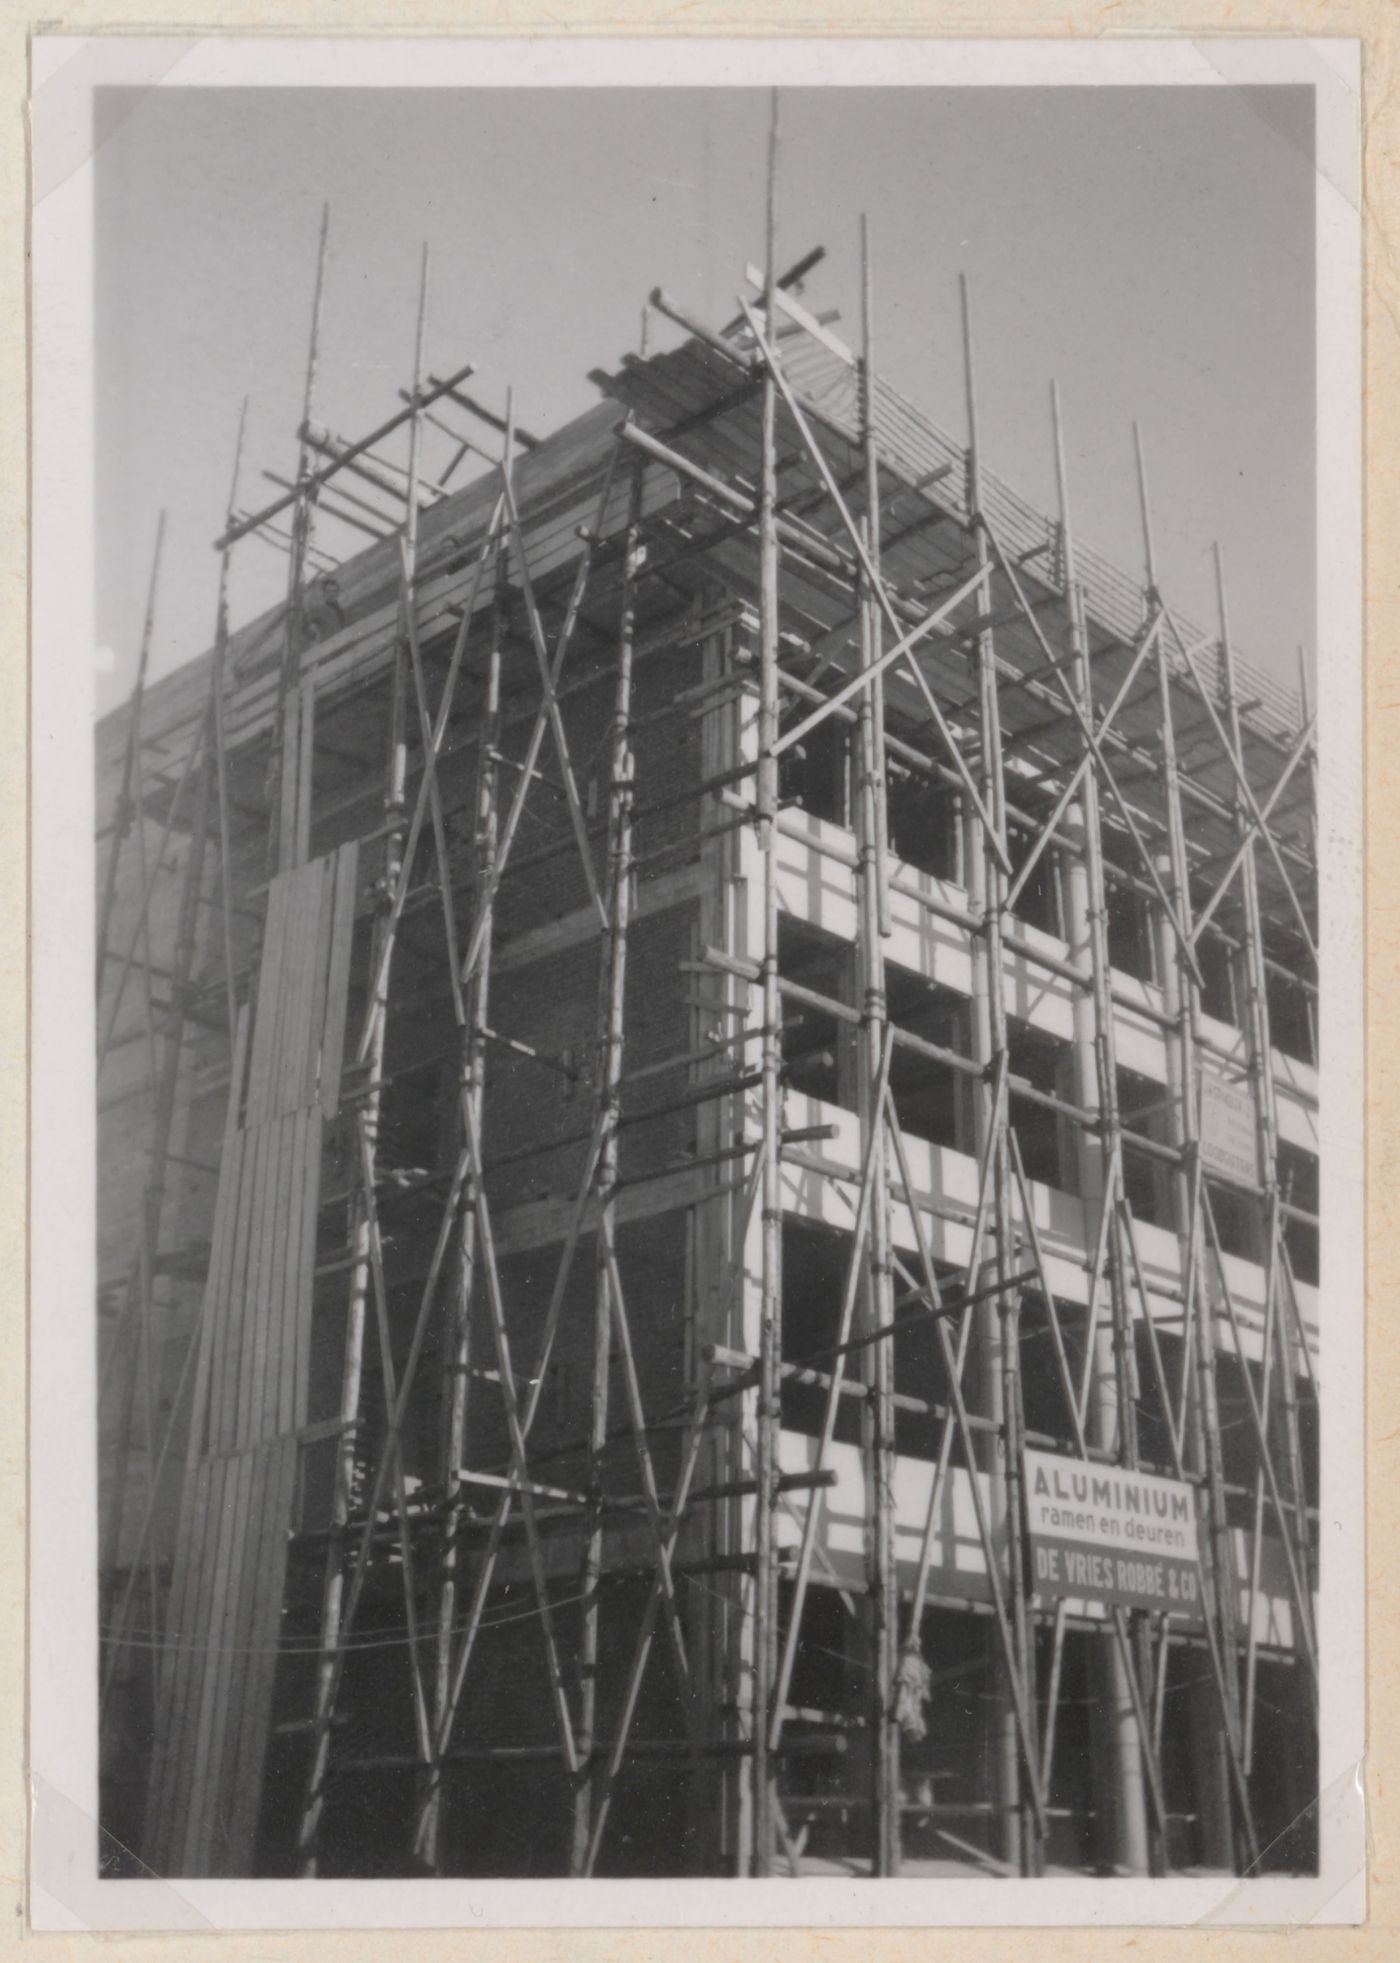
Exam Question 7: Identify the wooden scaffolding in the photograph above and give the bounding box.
[95,109,1320,1882]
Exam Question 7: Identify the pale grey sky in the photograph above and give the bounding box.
[95,84,1315,715]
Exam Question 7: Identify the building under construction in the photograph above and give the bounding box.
[94,191,1321,1883]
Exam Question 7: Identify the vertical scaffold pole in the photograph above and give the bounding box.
[297,247,426,1874]
[571,435,643,1872]
[1297,648,1320,1066]
[1136,466,1256,1870]
[418,505,505,1880]
[960,276,1039,1877]
[211,406,248,1041]
[1051,396,1153,1875]
[269,205,330,878]
[1213,548,1313,1619]
[856,215,900,1876]
[751,86,783,1879]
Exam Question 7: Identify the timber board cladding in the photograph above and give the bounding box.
[145,841,358,1876]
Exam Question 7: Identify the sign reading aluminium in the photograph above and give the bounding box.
[1023,1448,1204,1619]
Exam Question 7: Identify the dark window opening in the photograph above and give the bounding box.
[778,709,849,828]
[897,1609,1005,1872]
[1035,1626,1098,1873]
[781,1219,860,1448]
[1266,964,1317,1068]
[1248,1658,1319,1875]
[1007,819,1062,936]
[1132,1328,1186,1473]
[1008,1021,1070,1193]
[1106,876,1157,984]
[379,1064,451,1180]
[1282,1217,1319,1290]
[1118,1065,1172,1228]
[886,761,961,884]
[778,916,851,1109]
[891,1265,962,1460]
[1296,1384,1320,1513]
[1197,932,1238,1028]
[1278,1140,1319,1287]
[1213,1352,1263,1500]
[1206,1178,1261,1266]
[776,1583,864,1861]
[886,965,968,1153]
[1018,1294,1090,1447]
[1215,1350,1316,1556]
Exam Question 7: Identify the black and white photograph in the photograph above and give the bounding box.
[28,35,1364,1929]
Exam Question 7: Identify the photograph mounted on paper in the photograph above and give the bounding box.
[27,35,1363,1928]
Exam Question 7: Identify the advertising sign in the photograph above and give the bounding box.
[1024,1448,1204,1619]
[1199,1072,1260,1186]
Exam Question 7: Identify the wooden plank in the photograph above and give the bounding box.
[293,1107,323,1429]
[249,1114,287,1448]
[175,1007,249,1473]
[171,1452,219,1873]
[196,1445,256,1872]
[288,856,327,1111]
[209,1441,267,1868]
[319,840,359,1118]
[743,261,857,368]
[263,1116,295,1439]
[179,1451,238,1872]
[303,854,339,1108]
[277,1107,308,1436]
[172,1467,220,1849]
[184,1126,243,1468]
[219,1125,264,1455]
[269,1109,304,1440]
[151,1451,201,1775]
[215,1448,261,1870]
[264,1113,297,1439]
[245,877,289,1128]
[273,862,311,1114]
[296,677,316,867]
[148,1455,209,1866]
[189,1001,253,1457]
[280,1105,311,1428]
[278,1106,311,1427]
[278,688,300,880]
[236,1442,283,1827]
[273,861,313,1115]
[252,872,292,1124]
[224,1124,259,1455]
[224,1442,273,1859]
[229,1434,297,1864]
[243,1116,284,1448]
[205,1130,246,1461]
[269,1114,301,1442]
[265,869,301,1122]
[221,1000,252,1152]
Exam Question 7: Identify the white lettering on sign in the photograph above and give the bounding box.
[1199,1073,1259,1187]
[1023,1448,1203,1618]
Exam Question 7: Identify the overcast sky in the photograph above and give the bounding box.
[94,83,1315,715]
